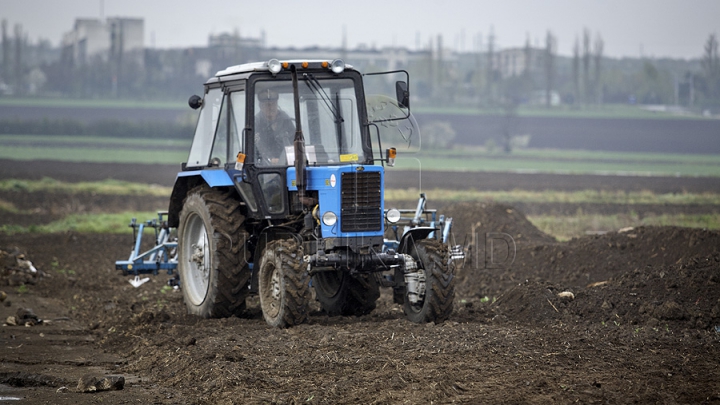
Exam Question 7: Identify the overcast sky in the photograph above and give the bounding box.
[2,0,718,59]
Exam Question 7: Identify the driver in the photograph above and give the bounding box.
[254,88,295,165]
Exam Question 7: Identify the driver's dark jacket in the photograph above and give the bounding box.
[254,110,295,163]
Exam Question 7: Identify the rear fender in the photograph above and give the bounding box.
[397,227,437,254]
[167,170,234,227]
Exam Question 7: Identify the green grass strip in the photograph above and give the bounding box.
[3,178,720,206]
[0,211,161,235]
[4,210,717,238]
[0,178,172,196]
[0,199,21,213]
[386,189,720,205]
[528,213,720,241]
[0,145,187,164]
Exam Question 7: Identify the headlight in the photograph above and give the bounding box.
[330,59,345,74]
[322,211,337,226]
[386,208,401,223]
[267,59,282,75]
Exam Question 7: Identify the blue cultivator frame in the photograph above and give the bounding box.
[384,194,465,261]
[115,212,178,282]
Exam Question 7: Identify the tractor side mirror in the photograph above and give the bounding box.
[395,81,409,109]
[188,95,203,110]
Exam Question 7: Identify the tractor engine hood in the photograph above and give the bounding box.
[286,165,385,239]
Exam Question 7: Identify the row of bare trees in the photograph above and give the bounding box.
[497,29,719,109]
[572,29,604,105]
[1,19,718,110]
[503,28,603,108]
[700,34,720,105]
[480,27,602,109]
[1,21,28,95]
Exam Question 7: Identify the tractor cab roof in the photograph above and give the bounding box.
[207,59,355,85]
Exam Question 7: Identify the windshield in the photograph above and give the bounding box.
[253,77,363,167]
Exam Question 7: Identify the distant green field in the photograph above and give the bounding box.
[1,97,705,120]
[0,97,184,110]
[392,156,720,177]
[0,134,190,148]
[1,133,720,177]
[0,134,188,164]
[0,145,188,164]
[413,103,709,120]
[427,147,720,165]
[391,148,720,177]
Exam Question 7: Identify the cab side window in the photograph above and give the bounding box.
[210,94,229,165]
[230,91,246,158]
[187,88,223,167]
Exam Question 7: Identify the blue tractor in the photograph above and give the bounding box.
[118,59,457,327]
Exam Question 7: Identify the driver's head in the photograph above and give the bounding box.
[258,89,279,119]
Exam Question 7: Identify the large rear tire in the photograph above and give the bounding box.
[257,238,311,327]
[403,239,455,324]
[313,271,380,316]
[177,186,251,318]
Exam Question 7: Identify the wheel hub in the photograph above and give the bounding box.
[270,269,281,301]
[190,243,206,272]
[261,263,281,319]
[182,212,211,306]
[402,254,426,305]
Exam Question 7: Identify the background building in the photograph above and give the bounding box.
[62,17,143,68]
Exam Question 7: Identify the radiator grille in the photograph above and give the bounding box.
[341,172,382,232]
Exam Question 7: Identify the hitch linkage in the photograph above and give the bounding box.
[115,211,178,278]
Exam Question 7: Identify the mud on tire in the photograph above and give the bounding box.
[403,239,455,323]
[313,271,380,317]
[258,238,311,328]
[177,185,251,318]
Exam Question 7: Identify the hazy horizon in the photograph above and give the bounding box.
[2,0,719,60]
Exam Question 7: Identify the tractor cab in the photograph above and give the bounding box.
[175,59,410,224]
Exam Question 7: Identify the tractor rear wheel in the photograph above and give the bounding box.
[257,238,310,327]
[313,271,380,316]
[403,239,455,324]
[177,186,251,318]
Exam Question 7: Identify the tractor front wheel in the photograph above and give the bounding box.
[257,238,311,327]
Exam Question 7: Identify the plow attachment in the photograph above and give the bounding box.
[115,211,178,288]
[384,193,465,261]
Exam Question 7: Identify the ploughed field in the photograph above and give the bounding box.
[1,160,719,404]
